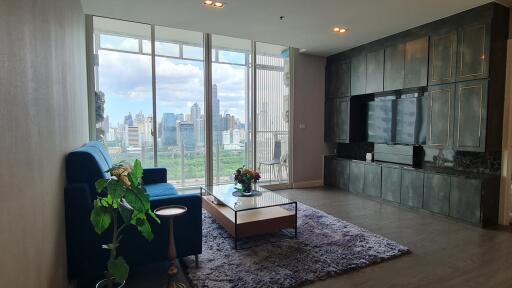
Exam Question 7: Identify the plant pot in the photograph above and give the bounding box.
[96,278,125,288]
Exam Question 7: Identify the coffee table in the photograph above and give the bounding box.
[201,184,297,249]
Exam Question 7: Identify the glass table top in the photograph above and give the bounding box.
[201,184,295,212]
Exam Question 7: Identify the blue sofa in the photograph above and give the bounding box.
[64,141,202,280]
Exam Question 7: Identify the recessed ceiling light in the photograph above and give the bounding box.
[332,26,348,34]
[203,0,225,8]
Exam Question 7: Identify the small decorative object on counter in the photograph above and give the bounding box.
[234,166,261,195]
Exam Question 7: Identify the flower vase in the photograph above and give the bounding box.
[242,182,252,195]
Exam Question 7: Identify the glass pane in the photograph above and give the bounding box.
[211,35,252,184]
[183,45,204,60]
[255,43,290,184]
[100,34,140,52]
[155,26,205,188]
[142,40,151,54]
[156,41,180,57]
[218,50,246,65]
[93,17,154,168]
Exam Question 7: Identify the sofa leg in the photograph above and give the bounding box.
[195,254,199,268]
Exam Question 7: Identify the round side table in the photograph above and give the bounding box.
[154,205,188,288]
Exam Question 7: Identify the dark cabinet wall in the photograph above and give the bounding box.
[324,99,336,142]
[384,43,405,91]
[427,84,455,147]
[429,31,457,85]
[336,159,350,191]
[363,163,382,197]
[349,161,365,194]
[335,98,350,142]
[450,177,482,224]
[323,157,338,187]
[381,165,401,203]
[454,79,488,151]
[457,23,490,81]
[404,37,429,89]
[351,55,367,95]
[401,169,424,208]
[326,60,350,98]
[423,173,451,215]
[366,49,384,93]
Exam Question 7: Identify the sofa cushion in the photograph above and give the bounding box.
[145,183,178,199]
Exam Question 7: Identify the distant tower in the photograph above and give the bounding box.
[190,103,202,145]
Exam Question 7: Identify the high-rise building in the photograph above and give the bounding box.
[124,112,134,127]
[177,121,195,152]
[212,84,220,132]
[161,113,177,146]
[124,126,140,148]
[190,103,202,145]
[135,111,145,125]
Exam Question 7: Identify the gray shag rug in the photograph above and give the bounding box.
[183,203,410,288]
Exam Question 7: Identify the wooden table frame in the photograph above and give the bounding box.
[200,187,297,249]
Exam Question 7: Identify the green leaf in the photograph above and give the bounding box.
[107,181,125,201]
[132,159,143,181]
[90,201,112,234]
[108,257,129,282]
[131,214,153,241]
[95,179,109,193]
[119,203,133,224]
[124,188,150,212]
[148,210,161,224]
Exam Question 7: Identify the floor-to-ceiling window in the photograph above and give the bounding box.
[154,27,205,188]
[211,35,251,184]
[90,16,290,188]
[255,43,290,184]
[92,17,154,168]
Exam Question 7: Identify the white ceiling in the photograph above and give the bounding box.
[81,0,498,56]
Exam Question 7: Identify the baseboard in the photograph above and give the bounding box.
[292,180,324,189]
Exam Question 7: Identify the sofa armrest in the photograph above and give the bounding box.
[143,168,167,185]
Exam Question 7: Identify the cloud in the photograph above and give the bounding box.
[98,50,252,123]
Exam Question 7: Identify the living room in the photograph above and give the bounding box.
[3,0,512,287]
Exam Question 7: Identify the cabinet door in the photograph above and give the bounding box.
[427,84,455,147]
[324,99,336,142]
[363,163,382,197]
[404,37,429,88]
[456,23,490,81]
[366,50,384,93]
[423,173,450,216]
[337,159,350,191]
[381,165,401,203]
[326,60,350,98]
[323,157,337,187]
[335,98,350,142]
[384,43,405,91]
[349,161,365,194]
[450,177,482,224]
[401,169,424,209]
[454,80,488,151]
[351,54,367,96]
[429,31,457,85]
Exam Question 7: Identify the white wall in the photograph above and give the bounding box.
[0,0,88,286]
[292,49,328,187]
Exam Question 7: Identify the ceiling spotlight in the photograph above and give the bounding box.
[332,26,348,34]
[204,0,225,8]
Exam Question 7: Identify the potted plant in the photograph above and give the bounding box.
[234,166,261,195]
[90,159,160,288]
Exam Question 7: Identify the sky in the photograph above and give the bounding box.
[98,48,248,127]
